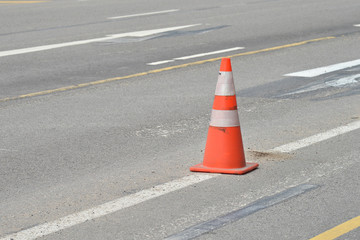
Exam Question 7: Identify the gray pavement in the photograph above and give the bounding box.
[0,0,359,239]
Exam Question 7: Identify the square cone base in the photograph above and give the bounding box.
[190,162,259,175]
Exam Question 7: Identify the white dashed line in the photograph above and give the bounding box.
[108,9,179,20]
[271,120,360,153]
[147,60,175,65]
[147,47,244,66]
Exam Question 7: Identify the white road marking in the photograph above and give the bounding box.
[2,120,360,239]
[354,24,360,27]
[108,9,179,20]
[0,174,216,240]
[0,24,201,58]
[147,47,244,65]
[271,120,360,153]
[0,148,17,152]
[147,60,175,65]
[284,59,360,77]
[174,47,244,60]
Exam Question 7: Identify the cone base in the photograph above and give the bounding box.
[190,162,258,175]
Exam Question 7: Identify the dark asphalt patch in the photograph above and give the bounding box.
[166,184,318,240]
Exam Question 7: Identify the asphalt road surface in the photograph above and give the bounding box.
[0,0,359,239]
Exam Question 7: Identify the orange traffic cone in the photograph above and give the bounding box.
[190,58,258,174]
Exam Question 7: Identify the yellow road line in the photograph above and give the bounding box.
[0,1,47,3]
[0,36,335,103]
[310,215,360,240]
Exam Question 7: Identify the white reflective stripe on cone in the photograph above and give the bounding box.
[209,109,240,127]
[215,72,235,96]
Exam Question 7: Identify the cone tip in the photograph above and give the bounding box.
[220,58,232,72]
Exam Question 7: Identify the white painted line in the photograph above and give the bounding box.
[0,24,201,58]
[147,60,175,66]
[284,59,360,78]
[174,47,244,60]
[0,174,215,240]
[108,9,179,20]
[147,47,244,66]
[271,120,360,153]
[354,24,360,27]
[3,120,360,239]
[0,148,17,152]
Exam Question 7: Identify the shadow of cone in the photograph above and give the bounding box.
[190,58,258,174]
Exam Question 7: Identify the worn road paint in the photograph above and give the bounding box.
[280,73,360,96]
[325,74,359,87]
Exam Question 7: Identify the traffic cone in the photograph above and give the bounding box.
[190,58,259,174]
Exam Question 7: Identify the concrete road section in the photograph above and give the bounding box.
[0,0,359,239]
